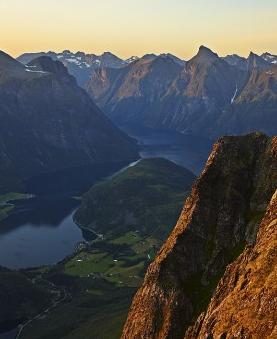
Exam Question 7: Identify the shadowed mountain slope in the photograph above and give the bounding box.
[86,47,276,138]
[0,51,138,192]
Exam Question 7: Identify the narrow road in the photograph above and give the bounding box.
[15,285,69,339]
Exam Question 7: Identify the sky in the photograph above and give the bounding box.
[1,0,277,59]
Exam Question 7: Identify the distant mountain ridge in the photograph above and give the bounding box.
[17,50,186,87]
[223,51,277,70]
[0,51,138,192]
[84,46,277,138]
[17,50,134,87]
[17,49,275,87]
[261,52,277,64]
[13,46,277,149]
[85,52,184,117]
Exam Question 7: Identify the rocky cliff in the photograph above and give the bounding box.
[121,133,277,339]
[185,189,277,338]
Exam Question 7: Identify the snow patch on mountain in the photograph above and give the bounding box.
[261,52,277,65]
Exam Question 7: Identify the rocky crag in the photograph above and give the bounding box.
[121,133,277,339]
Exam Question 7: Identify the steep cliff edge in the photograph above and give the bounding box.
[185,188,277,338]
[121,133,277,339]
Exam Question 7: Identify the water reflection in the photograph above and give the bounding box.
[0,162,131,269]
[0,207,83,269]
[0,130,212,270]
[0,197,78,233]
[120,126,213,175]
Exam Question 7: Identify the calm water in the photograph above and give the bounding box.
[122,126,213,175]
[0,197,81,269]
[0,129,212,270]
[0,162,131,269]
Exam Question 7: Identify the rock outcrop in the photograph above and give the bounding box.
[185,188,277,338]
[121,133,277,339]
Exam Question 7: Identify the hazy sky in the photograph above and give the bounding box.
[1,0,277,59]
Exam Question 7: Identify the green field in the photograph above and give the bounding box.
[19,224,167,338]
[0,192,29,221]
[11,159,195,338]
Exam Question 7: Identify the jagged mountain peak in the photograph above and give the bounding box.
[75,51,86,57]
[196,45,219,58]
[154,53,182,64]
[101,51,118,57]
[222,54,247,71]
[248,51,256,57]
[0,50,24,70]
[247,51,270,69]
[159,53,186,66]
[261,52,277,64]
[125,56,139,64]
[141,53,157,61]
[28,56,69,77]
[248,51,263,62]
[223,53,246,62]
[226,53,244,58]
[187,45,220,67]
[97,52,124,63]
[262,52,275,57]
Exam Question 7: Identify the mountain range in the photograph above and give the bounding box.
[17,51,140,87]
[84,47,277,138]
[17,49,277,83]
[0,51,138,193]
[17,47,277,138]
[0,43,275,339]
[17,50,186,87]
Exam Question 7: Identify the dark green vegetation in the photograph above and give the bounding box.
[75,158,195,238]
[0,192,29,221]
[2,158,195,338]
[14,262,134,339]
[0,267,51,333]
[0,50,138,193]
[20,236,149,339]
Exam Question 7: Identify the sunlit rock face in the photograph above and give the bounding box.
[122,133,277,339]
